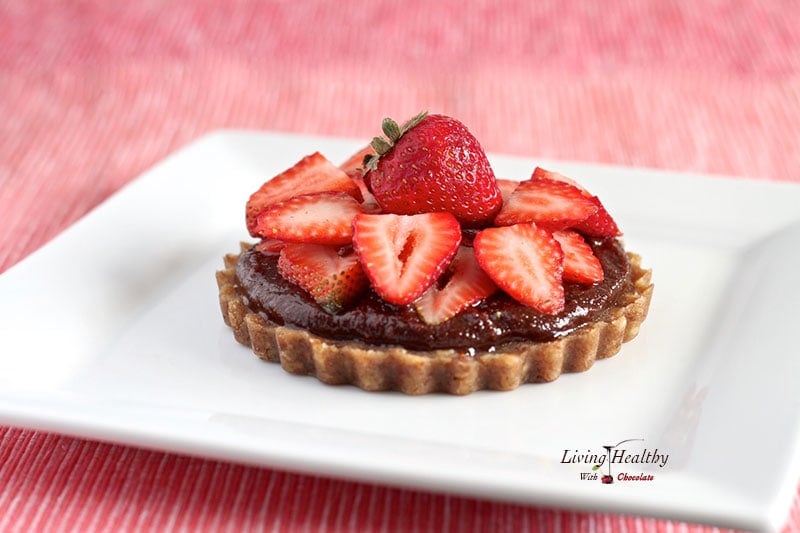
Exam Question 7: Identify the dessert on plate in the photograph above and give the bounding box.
[217,112,653,394]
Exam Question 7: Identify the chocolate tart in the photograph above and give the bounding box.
[216,242,653,395]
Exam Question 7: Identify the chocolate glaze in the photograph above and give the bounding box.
[235,239,632,351]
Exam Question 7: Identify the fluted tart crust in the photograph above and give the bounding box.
[216,243,653,395]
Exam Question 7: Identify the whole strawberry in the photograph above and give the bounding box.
[363,112,502,226]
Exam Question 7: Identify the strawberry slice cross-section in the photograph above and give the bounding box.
[246,152,363,236]
[494,177,598,229]
[473,223,565,315]
[552,230,604,284]
[277,243,368,314]
[531,166,588,193]
[572,196,622,237]
[531,167,621,237]
[496,178,520,206]
[352,212,461,306]
[254,238,285,255]
[253,192,364,245]
[339,145,380,208]
[414,246,497,325]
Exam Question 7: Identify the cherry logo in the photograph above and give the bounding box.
[597,438,644,485]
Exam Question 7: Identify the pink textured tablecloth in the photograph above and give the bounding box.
[1,1,799,531]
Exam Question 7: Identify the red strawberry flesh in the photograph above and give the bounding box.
[552,230,605,284]
[532,167,621,237]
[253,191,363,245]
[277,243,368,313]
[494,178,598,229]
[473,223,565,314]
[572,196,622,237]
[496,178,520,206]
[352,212,461,305]
[532,167,588,193]
[254,238,285,255]
[415,247,497,325]
[246,152,362,236]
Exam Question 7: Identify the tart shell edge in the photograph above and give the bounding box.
[216,243,653,395]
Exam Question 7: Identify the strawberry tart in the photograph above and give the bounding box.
[216,112,653,394]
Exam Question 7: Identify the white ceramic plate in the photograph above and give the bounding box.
[1,131,798,532]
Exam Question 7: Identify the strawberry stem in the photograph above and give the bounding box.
[363,111,429,172]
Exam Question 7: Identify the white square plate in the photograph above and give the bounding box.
[1,131,799,532]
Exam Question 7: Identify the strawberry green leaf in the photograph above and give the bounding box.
[400,111,428,134]
[370,136,393,156]
[381,118,401,143]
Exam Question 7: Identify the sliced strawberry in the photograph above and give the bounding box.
[496,179,520,205]
[336,145,381,210]
[277,243,368,313]
[494,178,598,229]
[532,167,588,194]
[552,230,604,284]
[348,172,379,209]
[352,212,461,305]
[246,152,363,236]
[340,145,380,208]
[532,167,622,236]
[473,223,565,315]
[415,247,497,325]
[339,145,376,176]
[572,196,622,237]
[254,238,285,255]
[253,192,363,245]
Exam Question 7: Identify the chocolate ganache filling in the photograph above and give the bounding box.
[234,238,632,351]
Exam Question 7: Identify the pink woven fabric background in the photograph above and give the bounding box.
[1,1,799,531]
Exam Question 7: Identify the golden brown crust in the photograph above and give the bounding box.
[216,243,653,395]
